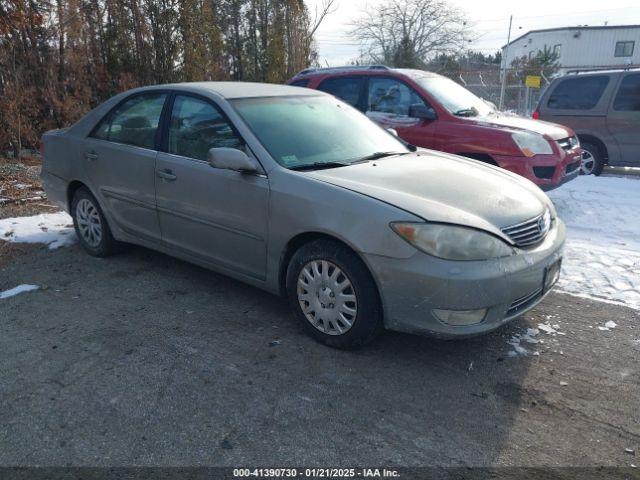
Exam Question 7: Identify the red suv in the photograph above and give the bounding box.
[287,66,582,190]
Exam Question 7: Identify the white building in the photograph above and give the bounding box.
[502,25,640,74]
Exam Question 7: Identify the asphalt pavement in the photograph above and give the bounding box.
[0,242,638,468]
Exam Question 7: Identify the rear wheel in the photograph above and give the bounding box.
[286,239,383,349]
[580,142,604,176]
[71,187,122,257]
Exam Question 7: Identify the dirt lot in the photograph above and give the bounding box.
[0,239,639,469]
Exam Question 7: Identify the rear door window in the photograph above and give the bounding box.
[613,74,640,111]
[547,76,610,110]
[91,93,167,149]
[317,77,364,108]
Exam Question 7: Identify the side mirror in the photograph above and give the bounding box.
[409,104,437,120]
[207,147,259,174]
[386,128,399,137]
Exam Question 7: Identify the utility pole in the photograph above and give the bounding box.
[499,15,513,111]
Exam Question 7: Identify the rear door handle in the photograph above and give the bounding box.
[157,169,177,181]
[85,151,98,161]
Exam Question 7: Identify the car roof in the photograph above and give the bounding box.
[562,67,639,76]
[136,81,320,99]
[291,65,446,81]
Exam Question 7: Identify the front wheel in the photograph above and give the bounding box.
[580,142,604,176]
[286,239,383,349]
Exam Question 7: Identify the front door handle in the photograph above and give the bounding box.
[157,169,177,181]
[85,151,98,161]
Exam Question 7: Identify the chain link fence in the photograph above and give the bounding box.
[453,69,549,116]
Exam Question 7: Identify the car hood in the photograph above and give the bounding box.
[306,151,552,241]
[471,114,572,140]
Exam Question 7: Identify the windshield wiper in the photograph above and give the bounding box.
[453,107,479,117]
[351,151,408,163]
[289,161,350,171]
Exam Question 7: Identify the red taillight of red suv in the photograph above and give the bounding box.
[532,110,540,120]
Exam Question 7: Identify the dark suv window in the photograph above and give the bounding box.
[318,77,363,107]
[613,74,640,111]
[290,79,310,88]
[547,76,610,110]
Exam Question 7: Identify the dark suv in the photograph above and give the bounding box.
[288,66,581,190]
[535,68,640,175]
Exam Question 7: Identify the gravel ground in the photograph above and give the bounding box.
[0,241,638,468]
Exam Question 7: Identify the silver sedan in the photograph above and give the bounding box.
[41,82,565,349]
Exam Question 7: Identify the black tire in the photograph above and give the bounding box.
[71,187,122,257]
[286,239,383,349]
[580,141,604,176]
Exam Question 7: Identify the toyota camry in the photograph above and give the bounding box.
[41,82,565,349]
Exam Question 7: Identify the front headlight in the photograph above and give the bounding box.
[391,222,513,261]
[512,131,553,157]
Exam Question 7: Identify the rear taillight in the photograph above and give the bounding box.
[532,110,540,120]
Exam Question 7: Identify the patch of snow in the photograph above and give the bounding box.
[0,284,40,299]
[548,176,640,310]
[0,212,75,249]
[538,323,558,335]
[597,320,618,331]
[507,328,542,356]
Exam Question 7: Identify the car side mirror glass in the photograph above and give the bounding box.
[207,147,259,174]
[409,104,437,120]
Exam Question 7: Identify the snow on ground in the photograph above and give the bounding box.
[0,212,75,249]
[0,284,40,299]
[547,175,640,311]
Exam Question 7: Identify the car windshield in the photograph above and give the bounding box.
[412,75,494,117]
[230,95,408,170]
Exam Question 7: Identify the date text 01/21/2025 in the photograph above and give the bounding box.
[232,468,401,478]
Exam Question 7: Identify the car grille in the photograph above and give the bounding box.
[501,209,552,247]
[557,136,579,152]
[533,166,556,179]
[507,288,543,316]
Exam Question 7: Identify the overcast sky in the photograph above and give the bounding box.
[306,0,640,65]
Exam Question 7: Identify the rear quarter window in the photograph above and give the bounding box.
[290,79,310,88]
[547,76,610,110]
[613,74,640,111]
[317,77,364,107]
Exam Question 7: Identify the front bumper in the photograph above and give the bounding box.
[494,148,582,190]
[365,219,566,337]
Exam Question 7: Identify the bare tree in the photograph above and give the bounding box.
[307,0,336,40]
[351,0,471,68]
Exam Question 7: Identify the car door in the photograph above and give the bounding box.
[155,93,269,280]
[84,92,167,243]
[364,76,438,148]
[607,73,640,166]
